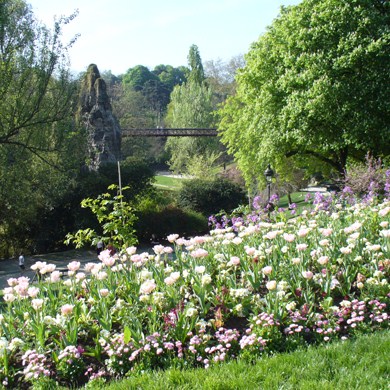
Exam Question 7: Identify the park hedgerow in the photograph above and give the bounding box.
[0,175,389,388]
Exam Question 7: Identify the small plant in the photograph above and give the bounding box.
[65,184,138,250]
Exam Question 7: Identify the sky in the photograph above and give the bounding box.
[28,0,302,76]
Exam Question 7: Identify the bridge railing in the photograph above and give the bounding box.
[121,128,218,137]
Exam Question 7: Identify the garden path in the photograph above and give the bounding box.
[0,249,97,289]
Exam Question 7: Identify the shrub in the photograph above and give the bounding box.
[177,178,247,216]
[342,155,389,198]
[135,205,208,243]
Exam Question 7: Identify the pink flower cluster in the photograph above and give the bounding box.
[22,350,51,380]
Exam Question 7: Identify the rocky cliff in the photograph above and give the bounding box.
[78,64,121,171]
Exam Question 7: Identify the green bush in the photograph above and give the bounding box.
[177,178,247,215]
[30,159,155,254]
[135,205,208,242]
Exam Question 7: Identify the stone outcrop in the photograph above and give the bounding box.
[78,64,121,171]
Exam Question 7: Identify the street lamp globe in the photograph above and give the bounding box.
[264,164,274,183]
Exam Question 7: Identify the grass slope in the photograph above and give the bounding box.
[103,331,389,390]
[153,175,187,191]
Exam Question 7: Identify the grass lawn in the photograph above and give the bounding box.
[276,191,311,218]
[153,175,188,191]
[278,191,307,208]
[100,331,389,389]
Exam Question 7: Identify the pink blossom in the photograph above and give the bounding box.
[67,261,81,272]
[302,271,314,280]
[7,278,18,287]
[167,234,179,243]
[266,280,277,290]
[191,249,209,258]
[40,264,56,274]
[291,258,301,265]
[3,293,16,302]
[265,231,278,240]
[340,247,352,254]
[153,245,165,255]
[232,237,243,245]
[195,265,206,274]
[175,238,186,246]
[90,264,103,274]
[27,287,40,298]
[96,271,108,280]
[61,304,74,316]
[262,266,273,275]
[317,256,329,265]
[99,289,109,297]
[296,243,308,251]
[230,256,240,266]
[164,276,176,286]
[193,236,207,244]
[14,282,29,298]
[245,246,256,256]
[297,228,310,237]
[84,263,96,272]
[320,228,333,237]
[31,298,44,310]
[50,271,61,283]
[30,261,46,271]
[75,272,86,281]
[126,246,137,255]
[130,254,142,263]
[102,256,116,267]
[380,229,390,238]
[283,233,296,242]
[344,222,362,234]
[140,280,157,295]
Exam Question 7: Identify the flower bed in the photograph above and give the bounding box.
[0,196,389,388]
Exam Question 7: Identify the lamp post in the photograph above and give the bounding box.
[264,164,274,215]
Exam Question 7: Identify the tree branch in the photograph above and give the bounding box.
[285,149,340,170]
[5,140,65,171]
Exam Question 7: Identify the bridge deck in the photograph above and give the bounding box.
[122,128,218,137]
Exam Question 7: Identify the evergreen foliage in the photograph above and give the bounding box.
[177,177,247,215]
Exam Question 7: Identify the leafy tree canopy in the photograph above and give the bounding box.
[152,64,188,92]
[0,0,84,256]
[218,0,390,186]
[122,65,160,91]
[0,0,79,162]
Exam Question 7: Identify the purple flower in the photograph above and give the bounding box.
[253,195,263,210]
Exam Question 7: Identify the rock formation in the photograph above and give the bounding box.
[78,64,121,171]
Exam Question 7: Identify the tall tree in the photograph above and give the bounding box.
[0,0,78,162]
[205,55,245,106]
[0,0,82,256]
[218,0,390,186]
[187,44,205,85]
[165,45,221,175]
